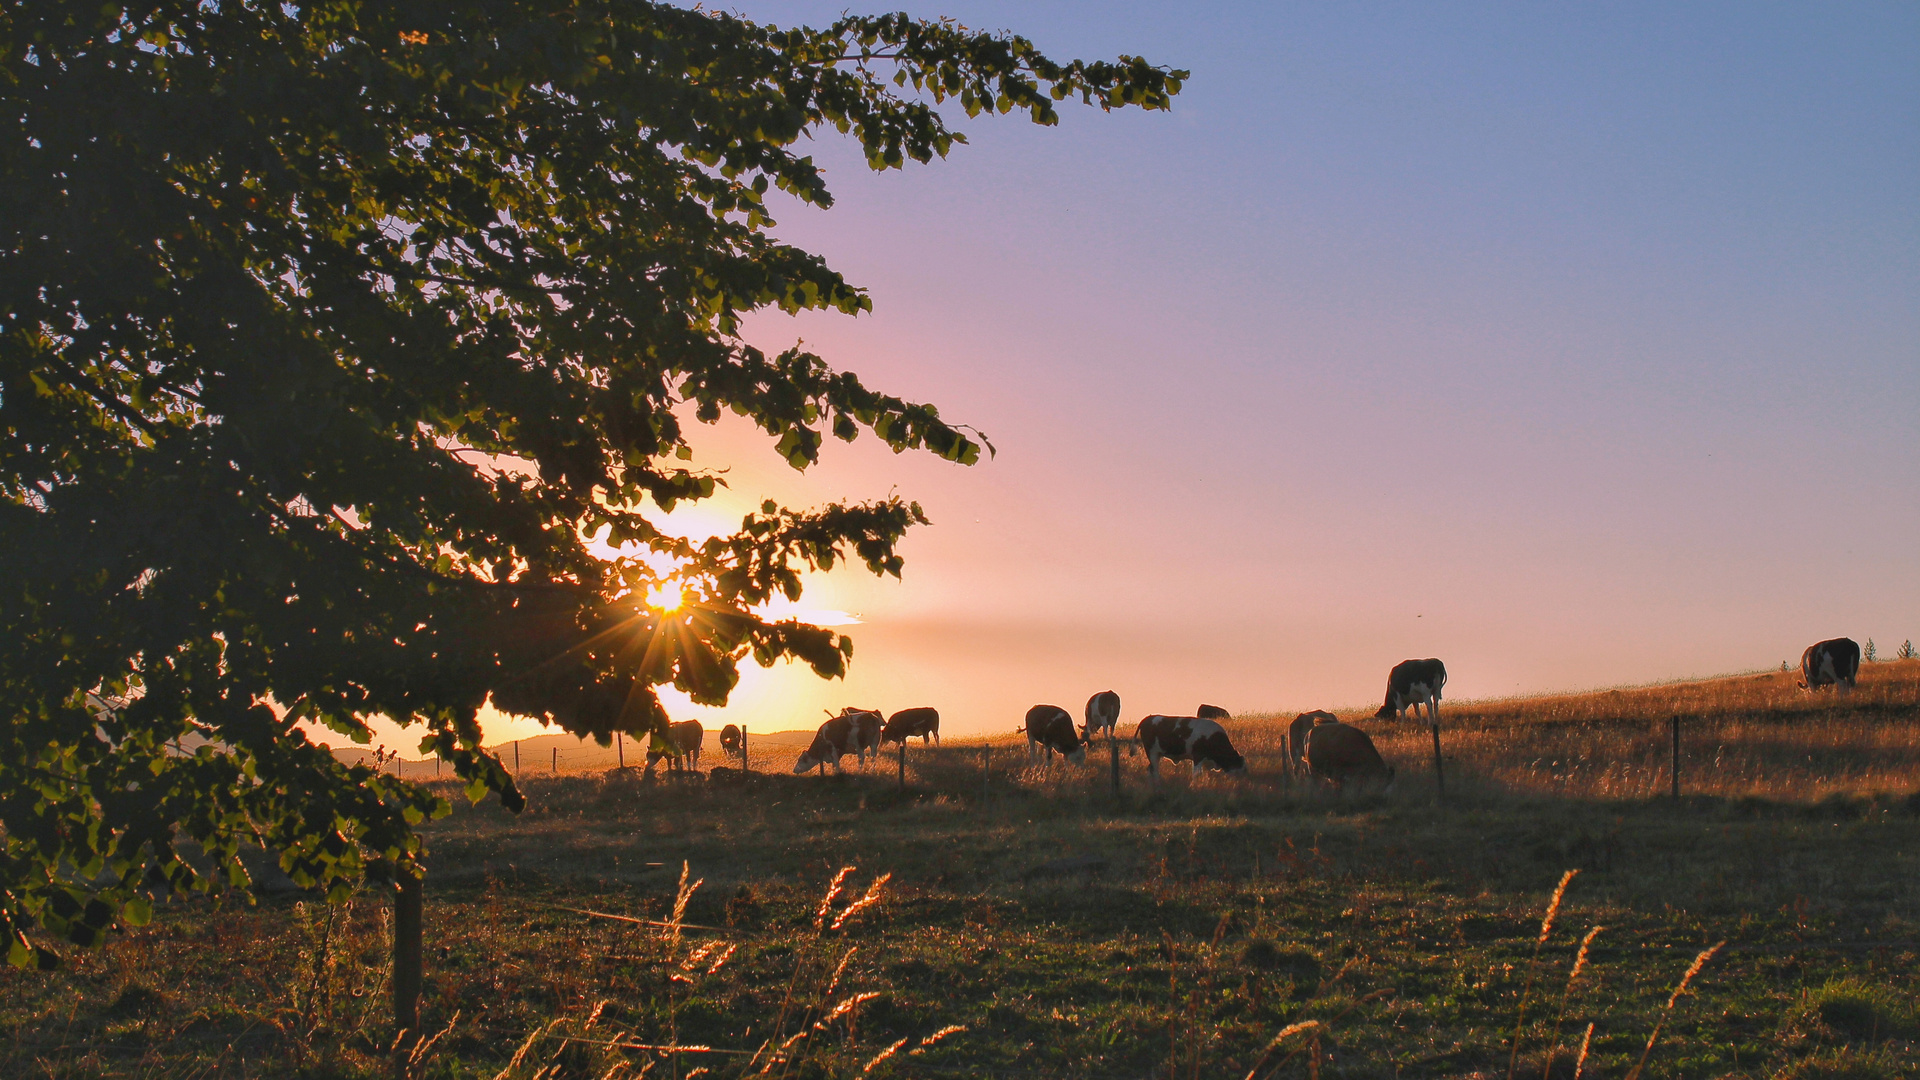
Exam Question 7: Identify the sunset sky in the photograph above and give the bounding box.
[451,2,1918,749]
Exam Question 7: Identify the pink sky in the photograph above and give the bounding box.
[355,3,1920,754]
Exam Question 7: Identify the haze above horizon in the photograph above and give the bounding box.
[422,1,1915,751]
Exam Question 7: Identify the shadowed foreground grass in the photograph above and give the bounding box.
[5,667,1918,1078]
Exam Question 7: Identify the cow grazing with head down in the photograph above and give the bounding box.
[1799,638,1861,693]
[1376,659,1446,723]
[793,709,882,774]
[1025,705,1086,765]
[1084,691,1121,743]
[645,719,704,775]
[1288,711,1338,771]
[719,724,744,757]
[1133,715,1246,781]
[881,707,941,745]
[1305,721,1394,792]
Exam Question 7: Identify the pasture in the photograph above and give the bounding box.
[4,662,1917,1078]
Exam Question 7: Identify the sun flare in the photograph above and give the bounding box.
[647,583,685,612]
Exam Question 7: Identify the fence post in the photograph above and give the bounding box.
[513,740,520,777]
[1429,723,1445,802]
[616,732,624,769]
[392,863,423,1037]
[898,740,907,790]
[551,747,557,773]
[1670,715,1681,799]
[981,744,991,801]
[741,725,750,774]
[1109,734,1121,798]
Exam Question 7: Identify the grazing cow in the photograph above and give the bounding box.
[1799,638,1861,693]
[1133,715,1247,780]
[1025,705,1086,765]
[719,724,744,757]
[794,709,882,774]
[1084,690,1121,743]
[1196,704,1230,721]
[645,719,704,775]
[881,707,941,745]
[1288,711,1338,770]
[1305,721,1394,792]
[1375,658,1447,723]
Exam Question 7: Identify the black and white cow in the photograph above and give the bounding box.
[793,709,882,774]
[1375,658,1447,723]
[881,706,941,745]
[1025,704,1086,765]
[1195,704,1230,721]
[645,719,704,774]
[1133,715,1246,780]
[1799,638,1861,693]
[1084,690,1121,743]
[1304,721,1394,792]
[1287,711,1338,771]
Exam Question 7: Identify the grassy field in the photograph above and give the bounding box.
[5,662,1918,1078]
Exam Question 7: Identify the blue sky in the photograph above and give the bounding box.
[469,2,1918,744]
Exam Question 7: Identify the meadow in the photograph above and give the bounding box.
[4,661,1917,1079]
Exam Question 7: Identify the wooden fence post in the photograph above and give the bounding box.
[1429,723,1445,802]
[616,732,624,769]
[513,740,520,777]
[740,725,750,774]
[1670,715,1681,799]
[551,747,557,773]
[897,740,907,791]
[393,864,423,1037]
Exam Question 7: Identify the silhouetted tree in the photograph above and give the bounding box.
[0,0,1182,967]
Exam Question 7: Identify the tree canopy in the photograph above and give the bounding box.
[0,0,1182,968]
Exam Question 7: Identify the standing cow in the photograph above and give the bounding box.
[1025,705,1086,765]
[1799,638,1861,693]
[881,707,941,745]
[794,709,882,774]
[645,719,704,775]
[1288,711,1338,771]
[1084,691,1121,743]
[1133,715,1246,781]
[1304,721,1394,793]
[1376,659,1447,723]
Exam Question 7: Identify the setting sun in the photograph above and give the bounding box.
[646,583,685,612]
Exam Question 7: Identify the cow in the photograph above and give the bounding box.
[1376,658,1447,723]
[1084,690,1121,743]
[1304,721,1394,792]
[645,719,704,775]
[881,706,941,745]
[719,724,744,757]
[1799,638,1861,693]
[793,709,882,774]
[1288,711,1338,771]
[1196,704,1230,721]
[1133,715,1246,781]
[1025,705,1086,765]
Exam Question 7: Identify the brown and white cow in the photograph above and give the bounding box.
[645,719,704,775]
[1798,638,1861,693]
[794,709,882,774]
[1375,658,1446,723]
[881,707,941,745]
[1133,715,1246,780]
[1025,705,1086,765]
[1305,721,1394,792]
[1288,711,1338,771]
[1084,690,1121,743]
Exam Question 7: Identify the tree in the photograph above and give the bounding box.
[0,1,1183,969]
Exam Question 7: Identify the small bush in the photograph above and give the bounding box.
[1804,978,1915,1042]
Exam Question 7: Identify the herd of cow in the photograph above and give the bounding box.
[635,637,1863,791]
